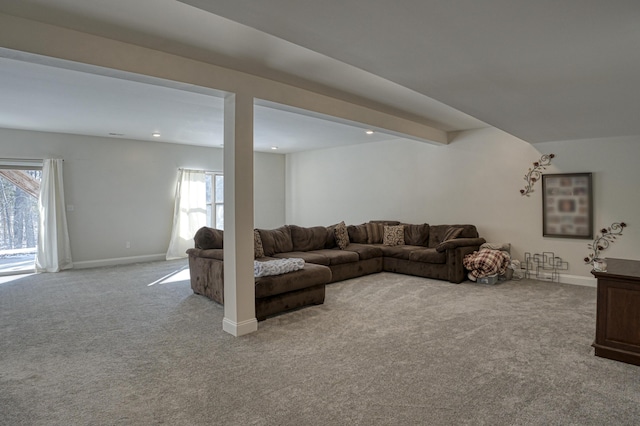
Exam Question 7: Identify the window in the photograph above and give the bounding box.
[205,172,224,230]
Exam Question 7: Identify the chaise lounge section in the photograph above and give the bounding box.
[187,220,485,320]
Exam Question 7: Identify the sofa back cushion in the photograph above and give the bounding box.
[365,223,384,244]
[402,223,430,246]
[324,223,339,248]
[194,226,223,249]
[290,225,329,252]
[347,223,369,244]
[428,224,479,248]
[258,226,293,256]
[367,221,401,243]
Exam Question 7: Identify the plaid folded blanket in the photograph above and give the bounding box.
[463,249,510,279]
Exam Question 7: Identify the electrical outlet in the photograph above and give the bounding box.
[125,241,131,249]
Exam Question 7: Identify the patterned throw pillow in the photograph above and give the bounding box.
[334,221,350,250]
[383,225,405,246]
[254,229,265,258]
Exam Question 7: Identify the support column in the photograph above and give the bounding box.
[222,93,257,336]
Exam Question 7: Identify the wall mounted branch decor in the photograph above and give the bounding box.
[584,221,627,265]
[520,153,555,196]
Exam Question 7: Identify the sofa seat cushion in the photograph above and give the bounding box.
[377,244,425,260]
[255,263,331,298]
[309,249,360,265]
[272,251,330,266]
[408,248,447,264]
[343,243,384,261]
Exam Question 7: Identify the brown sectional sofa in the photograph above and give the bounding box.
[187,221,485,320]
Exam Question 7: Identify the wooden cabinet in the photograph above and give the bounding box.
[592,258,640,366]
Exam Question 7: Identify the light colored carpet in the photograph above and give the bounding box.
[1,260,639,425]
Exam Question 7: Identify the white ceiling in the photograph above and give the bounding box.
[0,55,403,152]
[1,0,639,149]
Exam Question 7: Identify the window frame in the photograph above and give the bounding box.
[206,171,224,230]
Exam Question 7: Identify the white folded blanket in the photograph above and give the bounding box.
[254,258,305,278]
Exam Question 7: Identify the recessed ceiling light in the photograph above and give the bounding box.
[365,129,375,135]
[271,146,278,150]
[152,132,161,138]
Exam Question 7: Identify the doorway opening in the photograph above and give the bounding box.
[0,167,41,275]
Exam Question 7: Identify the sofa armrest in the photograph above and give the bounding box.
[436,237,486,253]
[187,249,225,304]
[187,248,224,261]
[445,239,486,283]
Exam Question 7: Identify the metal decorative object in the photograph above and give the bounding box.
[520,153,555,196]
[523,252,568,282]
[584,222,627,265]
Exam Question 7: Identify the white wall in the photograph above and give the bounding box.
[0,128,285,267]
[286,127,640,283]
[254,152,285,229]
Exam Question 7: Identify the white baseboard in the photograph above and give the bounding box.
[223,317,258,336]
[559,274,597,287]
[72,254,167,269]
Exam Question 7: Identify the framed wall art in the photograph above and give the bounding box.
[542,173,593,239]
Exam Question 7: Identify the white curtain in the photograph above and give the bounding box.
[166,169,207,260]
[35,159,73,273]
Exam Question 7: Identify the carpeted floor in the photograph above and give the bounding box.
[1,260,639,425]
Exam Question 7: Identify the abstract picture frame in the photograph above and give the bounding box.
[542,173,593,239]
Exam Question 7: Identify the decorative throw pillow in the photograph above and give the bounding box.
[366,222,385,244]
[383,225,405,246]
[334,221,350,250]
[254,229,265,258]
